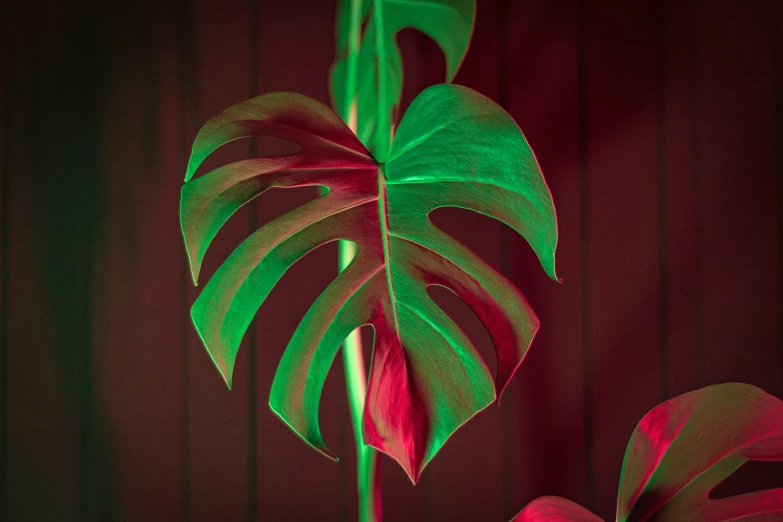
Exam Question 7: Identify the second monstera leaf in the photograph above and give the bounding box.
[181,83,558,482]
[331,0,475,153]
[513,383,783,521]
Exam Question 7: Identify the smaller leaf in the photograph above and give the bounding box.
[513,497,602,522]
[617,383,783,521]
[511,383,783,522]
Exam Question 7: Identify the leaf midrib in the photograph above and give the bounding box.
[377,167,402,340]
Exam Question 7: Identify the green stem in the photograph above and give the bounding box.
[373,0,390,161]
[339,243,380,522]
[339,1,381,521]
[342,0,360,125]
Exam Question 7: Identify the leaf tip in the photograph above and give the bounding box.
[189,264,200,286]
[179,204,203,286]
[191,309,236,389]
[545,252,559,283]
[184,156,199,183]
[216,359,234,389]
[400,459,422,486]
[268,400,339,462]
[217,363,234,390]
[321,447,339,462]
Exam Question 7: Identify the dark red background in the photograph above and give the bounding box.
[1,0,782,520]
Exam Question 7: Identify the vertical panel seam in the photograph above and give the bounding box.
[773,0,783,391]
[0,0,10,518]
[496,0,514,519]
[577,0,594,512]
[80,2,100,516]
[692,0,706,387]
[656,0,670,402]
[177,0,198,518]
[247,0,260,520]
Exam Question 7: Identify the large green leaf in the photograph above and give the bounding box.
[512,383,783,521]
[331,0,475,154]
[181,83,558,482]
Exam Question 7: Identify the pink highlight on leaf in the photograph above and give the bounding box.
[616,398,693,520]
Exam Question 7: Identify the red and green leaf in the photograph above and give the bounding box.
[512,383,783,521]
[331,0,475,152]
[616,383,783,521]
[181,83,558,482]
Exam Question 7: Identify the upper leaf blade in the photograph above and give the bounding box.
[616,383,783,521]
[383,84,557,401]
[387,83,558,281]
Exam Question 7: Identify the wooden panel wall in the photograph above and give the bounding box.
[0,0,781,520]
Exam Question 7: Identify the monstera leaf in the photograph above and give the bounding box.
[512,383,783,521]
[181,83,558,482]
[331,0,475,151]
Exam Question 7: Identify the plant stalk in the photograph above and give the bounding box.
[373,0,390,161]
[339,0,381,521]
[340,242,380,522]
